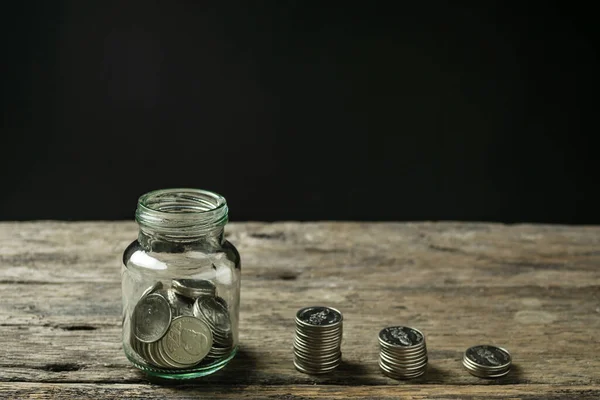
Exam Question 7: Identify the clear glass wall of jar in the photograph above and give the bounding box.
[121,189,241,379]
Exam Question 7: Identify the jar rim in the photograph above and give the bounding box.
[137,188,227,215]
[135,188,229,239]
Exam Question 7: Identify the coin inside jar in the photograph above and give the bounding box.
[172,279,216,299]
[157,288,195,317]
[138,281,163,302]
[132,292,172,343]
[160,316,213,366]
[193,296,232,334]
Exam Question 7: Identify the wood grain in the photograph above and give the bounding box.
[1,222,599,399]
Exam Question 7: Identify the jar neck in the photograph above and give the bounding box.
[138,227,225,252]
[135,189,228,251]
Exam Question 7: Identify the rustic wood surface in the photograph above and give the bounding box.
[0,221,599,399]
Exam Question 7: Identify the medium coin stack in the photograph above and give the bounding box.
[129,279,233,369]
[378,326,428,379]
[462,345,511,378]
[293,306,343,374]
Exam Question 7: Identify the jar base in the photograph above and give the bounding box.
[126,346,238,380]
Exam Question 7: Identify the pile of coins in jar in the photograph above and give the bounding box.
[129,279,233,369]
[292,306,512,380]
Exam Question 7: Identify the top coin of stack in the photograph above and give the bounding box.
[293,306,343,374]
[378,326,428,379]
[462,345,511,378]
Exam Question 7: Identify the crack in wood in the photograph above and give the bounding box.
[55,324,98,331]
[39,363,84,372]
[249,232,286,240]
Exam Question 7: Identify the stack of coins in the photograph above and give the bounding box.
[293,306,343,374]
[462,345,511,378]
[129,279,233,369]
[378,326,428,379]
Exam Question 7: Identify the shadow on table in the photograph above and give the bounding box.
[144,347,258,389]
[496,363,523,384]
[407,363,450,384]
[322,359,374,384]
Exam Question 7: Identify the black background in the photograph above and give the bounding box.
[2,2,598,223]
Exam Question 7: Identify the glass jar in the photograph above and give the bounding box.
[121,188,241,379]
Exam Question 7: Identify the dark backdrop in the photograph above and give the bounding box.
[2,2,598,223]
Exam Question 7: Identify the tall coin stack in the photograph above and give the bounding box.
[462,345,511,378]
[293,306,343,374]
[378,326,428,379]
[129,279,233,370]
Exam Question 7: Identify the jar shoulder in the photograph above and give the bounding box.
[122,239,240,270]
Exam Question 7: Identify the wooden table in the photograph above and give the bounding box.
[1,222,599,399]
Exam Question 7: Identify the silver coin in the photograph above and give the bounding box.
[462,356,511,378]
[294,333,341,345]
[215,296,228,309]
[294,332,341,344]
[294,349,341,363]
[194,296,232,334]
[133,292,172,343]
[135,340,149,363]
[146,341,170,369]
[464,345,511,370]
[296,306,343,328]
[206,349,233,360]
[157,289,194,317]
[462,354,509,373]
[293,340,341,354]
[294,338,341,351]
[380,356,428,371]
[294,350,341,362]
[379,340,426,353]
[130,336,143,359]
[380,346,427,360]
[212,336,234,348]
[293,342,341,354]
[143,341,165,369]
[160,316,213,366]
[294,325,343,337]
[379,360,426,379]
[378,326,428,379]
[379,326,424,349]
[157,340,194,369]
[293,306,343,374]
[294,359,341,375]
[294,354,342,368]
[380,350,428,363]
[172,279,216,299]
[138,281,163,301]
[207,346,233,356]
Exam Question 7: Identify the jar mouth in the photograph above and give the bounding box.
[136,189,228,239]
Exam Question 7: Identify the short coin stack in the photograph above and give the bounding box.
[378,326,428,379]
[462,345,511,378]
[129,279,233,370]
[293,306,343,374]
